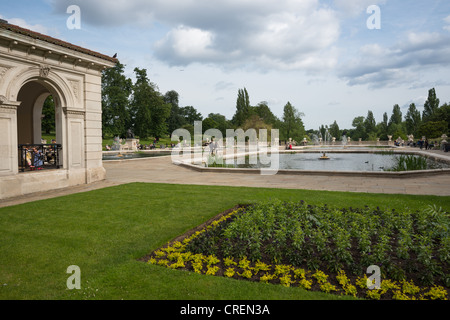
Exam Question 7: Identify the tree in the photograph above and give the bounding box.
[364,110,377,137]
[181,106,203,124]
[388,104,405,137]
[253,102,278,125]
[232,88,251,127]
[422,88,440,121]
[150,97,171,140]
[433,103,450,133]
[165,90,184,134]
[242,114,273,142]
[101,61,132,138]
[130,68,154,139]
[405,103,422,136]
[202,117,219,134]
[388,104,402,127]
[319,125,328,141]
[42,95,55,135]
[281,102,305,141]
[329,120,340,140]
[131,68,170,139]
[207,113,230,136]
[418,121,447,139]
[351,116,367,140]
[377,112,389,140]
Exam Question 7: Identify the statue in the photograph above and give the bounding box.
[126,129,135,139]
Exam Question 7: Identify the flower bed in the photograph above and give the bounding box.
[145,201,449,300]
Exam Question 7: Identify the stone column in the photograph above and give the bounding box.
[63,107,85,170]
[84,74,106,183]
[0,96,21,175]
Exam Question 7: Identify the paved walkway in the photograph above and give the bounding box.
[1,148,449,208]
[103,153,450,196]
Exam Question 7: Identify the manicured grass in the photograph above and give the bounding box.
[0,182,449,300]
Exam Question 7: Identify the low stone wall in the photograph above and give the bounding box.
[0,167,100,200]
[174,147,450,178]
[177,161,450,178]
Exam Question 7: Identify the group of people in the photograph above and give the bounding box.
[416,138,436,150]
[104,141,176,151]
[208,140,219,155]
[139,143,176,150]
[21,140,60,171]
[23,146,44,170]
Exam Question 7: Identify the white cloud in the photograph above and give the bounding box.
[444,15,450,31]
[332,0,387,17]
[49,0,340,72]
[154,2,340,71]
[155,26,217,60]
[338,31,450,88]
[0,15,48,34]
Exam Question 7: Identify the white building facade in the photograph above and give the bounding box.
[0,21,116,200]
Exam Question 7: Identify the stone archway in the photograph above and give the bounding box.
[13,71,71,171]
[17,82,55,144]
[0,20,116,199]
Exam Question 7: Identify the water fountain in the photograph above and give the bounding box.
[323,129,331,146]
[341,135,348,149]
[319,152,330,160]
[111,136,122,151]
[310,134,320,146]
[111,136,124,157]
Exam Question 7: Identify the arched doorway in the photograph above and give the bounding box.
[16,79,64,172]
[0,20,116,199]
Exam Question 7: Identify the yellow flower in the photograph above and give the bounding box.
[274,264,292,276]
[224,257,237,267]
[192,261,203,274]
[293,268,307,280]
[206,265,219,275]
[336,270,350,287]
[205,255,220,266]
[356,275,369,289]
[238,256,251,269]
[156,259,169,267]
[320,282,337,293]
[366,289,382,300]
[167,252,181,261]
[238,269,252,279]
[312,270,328,284]
[424,286,448,300]
[224,267,236,278]
[298,279,312,290]
[154,250,166,258]
[169,258,185,269]
[400,279,420,296]
[343,284,358,298]
[393,290,412,300]
[279,274,293,287]
[260,273,276,283]
[254,261,271,273]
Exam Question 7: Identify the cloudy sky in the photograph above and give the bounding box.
[1,0,450,130]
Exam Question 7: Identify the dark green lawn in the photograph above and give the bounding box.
[0,182,449,300]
